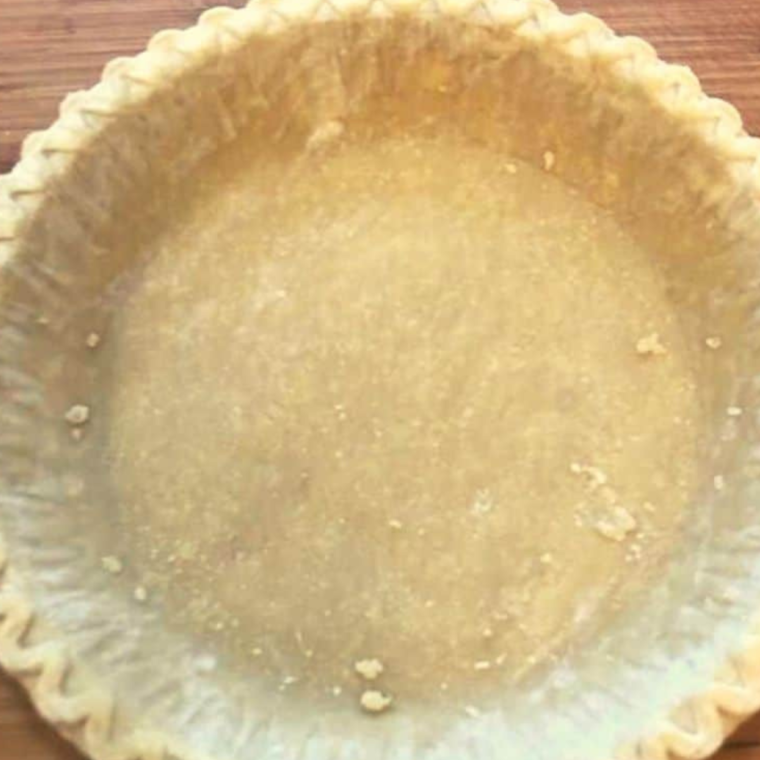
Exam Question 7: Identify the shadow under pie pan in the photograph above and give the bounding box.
[4,1,760,759]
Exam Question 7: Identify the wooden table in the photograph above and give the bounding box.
[2,0,760,757]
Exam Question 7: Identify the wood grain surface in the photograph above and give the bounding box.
[2,0,760,758]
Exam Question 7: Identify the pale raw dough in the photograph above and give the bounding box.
[107,135,702,703]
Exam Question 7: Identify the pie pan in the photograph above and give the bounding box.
[2,2,760,760]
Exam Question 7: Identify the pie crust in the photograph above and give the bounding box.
[2,1,760,760]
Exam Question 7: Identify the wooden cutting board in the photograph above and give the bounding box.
[2,0,760,758]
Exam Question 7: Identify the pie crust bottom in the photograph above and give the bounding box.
[106,133,701,705]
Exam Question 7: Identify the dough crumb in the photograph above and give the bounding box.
[570,462,607,489]
[251,647,263,657]
[505,162,518,175]
[594,506,637,542]
[482,627,494,639]
[388,519,403,530]
[65,404,90,425]
[101,556,123,575]
[355,658,384,681]
[714,474,725,491]
[471,488,494,515]
[278,676,298,692]
[543,151,556,172]
[705,336,722,350]
[134,585,148,602]
[473,661,492,671]
[332,685,343,697]
[539,552,553,565]
[464,705,481,718]
[85,332,101,349]
[360,689,393,714]
[727,406,743,417]
[306,119,344,152]
[636,333,666,356]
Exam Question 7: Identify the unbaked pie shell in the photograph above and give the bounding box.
[2,1,760,760]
